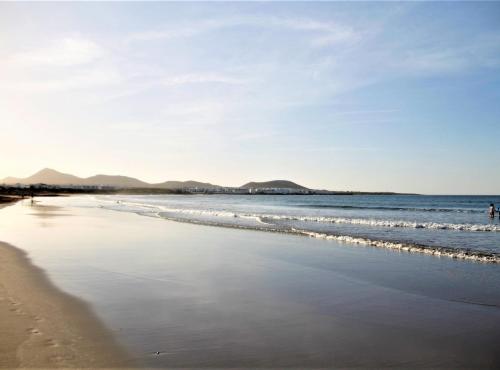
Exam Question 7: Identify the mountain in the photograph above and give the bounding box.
[2,168,83,186]
[241,180,308,190]
[84,175,150,188]
[1,176,24,184]
[0,168,150,187]
[1,169,307,191]
[153,180,220,190]
[0,168,220,189]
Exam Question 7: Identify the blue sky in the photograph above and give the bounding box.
[1,2,499,194]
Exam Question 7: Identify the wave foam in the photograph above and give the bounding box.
[151,212,500,264]
[296,204,483,213]
[117,202,500,233]
[95,200,500,264]
[292,230,499,264]
[262,215,500,232]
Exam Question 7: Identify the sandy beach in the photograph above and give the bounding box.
[0,204,131,368]
[1,197,500,368]
[2,0,499,367]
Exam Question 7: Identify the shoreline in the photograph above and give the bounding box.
[0,239,133,368]
[151,212,500,264]
[1,196,499,368]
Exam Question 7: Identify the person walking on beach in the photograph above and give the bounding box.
[489,203,495,218]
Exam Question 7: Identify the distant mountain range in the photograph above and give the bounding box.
[1,168,308,190]
[1,168,221,189]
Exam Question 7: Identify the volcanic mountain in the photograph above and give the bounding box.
[240,180,308,190]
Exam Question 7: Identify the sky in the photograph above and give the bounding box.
[1,2,499,194]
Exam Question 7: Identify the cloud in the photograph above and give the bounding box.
[301,146,382,153]
[161,73,248,87]
[1,37,120,94]
[128,16,359,47]
[268,18,359,47]
[3,66,121,93]
[11,37,104,67]
[160,100,229,126]
[394,39,500,75]
[234,131,276,142]
[127,19,229,42]
[329,110,398,116]
[93,72,249,104]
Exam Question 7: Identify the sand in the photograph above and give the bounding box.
[0,202,132,368]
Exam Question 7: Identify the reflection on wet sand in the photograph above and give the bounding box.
[26,203,74,220]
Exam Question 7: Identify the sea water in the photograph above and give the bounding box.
[88,194,500,262]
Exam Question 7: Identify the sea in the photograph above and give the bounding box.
[83,194,500,263]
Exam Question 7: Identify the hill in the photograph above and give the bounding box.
[2,168,84,186]
[0,168,220,189]
[84,175,150,188]
[241,180,308,190]
[153,180,220,190]
[1,169,307,191]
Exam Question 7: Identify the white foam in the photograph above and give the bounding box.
[291,229,499,263]
[262,215,500,232]
[114,201,500,233]
[93,199,500,264]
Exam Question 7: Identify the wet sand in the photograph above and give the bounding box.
[0,203,132,368]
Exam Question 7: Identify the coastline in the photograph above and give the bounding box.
[0,238,132,368]
[1,196,499,368]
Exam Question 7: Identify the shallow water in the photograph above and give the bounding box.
[0,197,499,368]
[89,194,500,262]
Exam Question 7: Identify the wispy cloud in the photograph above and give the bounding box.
[279,146,382,153]
[11,37,104,67]
[160,100,230,127]
[127,19,229,42]
[3,66,121,93]
[128,16,359,48]
[161,73,248,87]
[234,131,276,142]
[1,37,119,94]
[305,146,382,152]
[329,110,398,116]
[93,71,249,104]
[393,38,500,74]
[268,18,359,47]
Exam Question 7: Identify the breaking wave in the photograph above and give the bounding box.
[153,212,500,264]
[292,230,499,264]
[260,215,500,232]
[295,204,484,213]
[114,201,500,233]
[96,199,500,264]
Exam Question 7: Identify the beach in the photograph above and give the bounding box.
[1,196,500,368]
[3,0,500,367]
[0,202,131,369]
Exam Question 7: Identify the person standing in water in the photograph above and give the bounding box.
[489,203,495,218]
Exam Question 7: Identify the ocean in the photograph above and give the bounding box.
[91,194,500,262]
